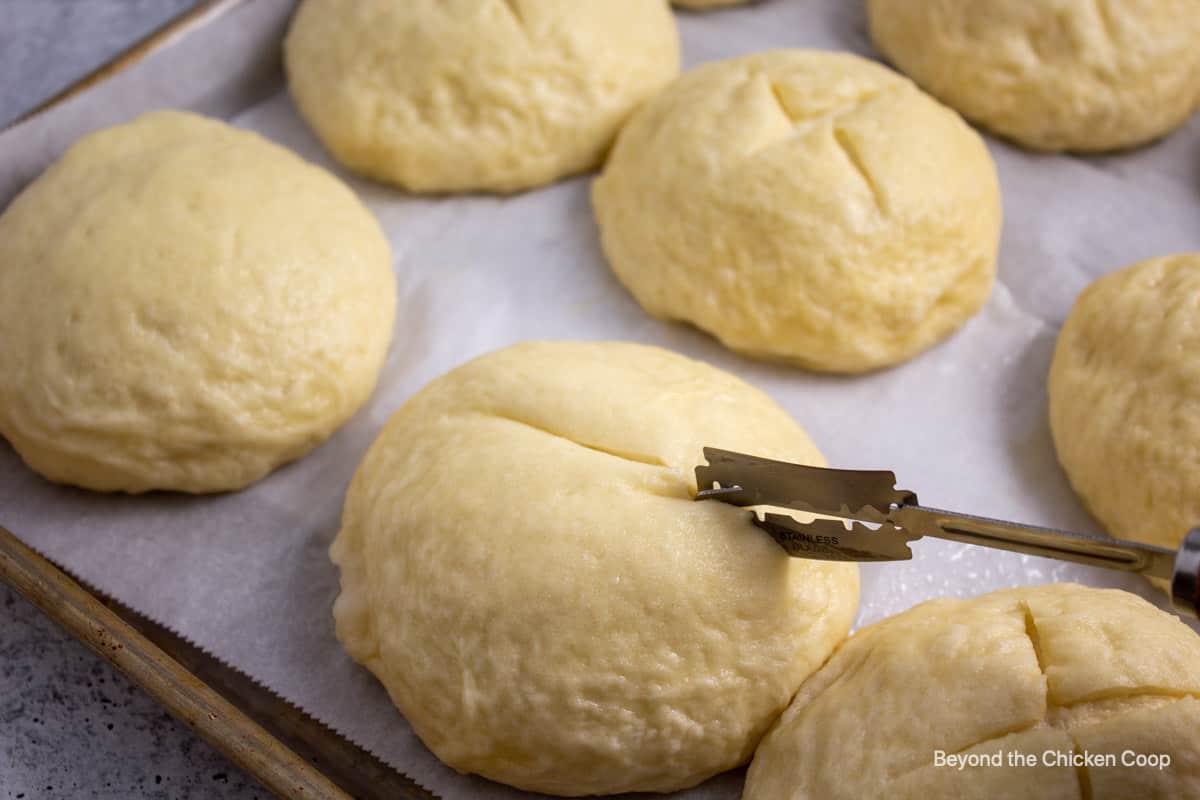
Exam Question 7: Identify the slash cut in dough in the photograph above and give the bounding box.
[1049,254,1200,566]
[592,50,1001,373]
[330,341,859,795]
[0,111,396,493]
[868,0,1200,152]
[284,0,681,193]
[746,583,1200,800]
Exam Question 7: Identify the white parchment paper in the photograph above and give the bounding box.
[3,1,1200,797]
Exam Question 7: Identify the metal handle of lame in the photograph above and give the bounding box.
[1172,528,1200,618]
[694,447,1200,618]
[889,506,1194,617]
[891,505,1177,577]
[0,526,352,800]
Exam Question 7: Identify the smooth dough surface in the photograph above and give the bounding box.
[592,50,1001,373]
[868,0,1200,152]
[0,111,396,493]
[1049,254,1200,561]
[284,0,680,193]
[330,341,859,794]
[746,583,1200,799]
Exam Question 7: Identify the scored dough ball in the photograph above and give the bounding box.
[592,51,1001,373]
[0,111,396,493]
[331,341,859,794]
[284,0,681,193]
[746,583,1200,799]
[1049,254,1200,561]
[868,0,1200,152]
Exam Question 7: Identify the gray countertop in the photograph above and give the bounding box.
[1,3,262,798]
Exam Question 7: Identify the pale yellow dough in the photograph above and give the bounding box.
[592,50,1001,373]
[1049,254,1200,563]
[746,583,1200,799]
[0,111,396,493]
[284,0,680,193]
[868,0,1200,152]
[330,341,859,795]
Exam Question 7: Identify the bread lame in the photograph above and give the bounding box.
[694,447,1200,618]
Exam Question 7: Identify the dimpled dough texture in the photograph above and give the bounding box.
[745,583,1200,800]
[330,341,859,795]
[868,0,1200,152]
[592,51,1001,373]
[0,112,396,494]
[284,0,680,194]
[1049,254,1200,561]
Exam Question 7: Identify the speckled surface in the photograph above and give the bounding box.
[2,2,263,798]
[0,587,263,799]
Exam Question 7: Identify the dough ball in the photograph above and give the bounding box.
[0,111,396,494]
[284,0,680,193]
[1049,254,1200,563]
[746,583,1200,799]
[868,0,1200,152]
[331,341,859,794]
[592,51,1001,373]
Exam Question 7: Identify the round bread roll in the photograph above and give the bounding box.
[331,341,859,794]
[0,111,396,494]
[591,50,1001,373]
[746,583,1200,799]
[868,0,1200,152]
[284,0,680,194]
[1049,254,1200,564]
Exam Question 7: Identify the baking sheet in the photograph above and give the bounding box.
[3,1,1200,797]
